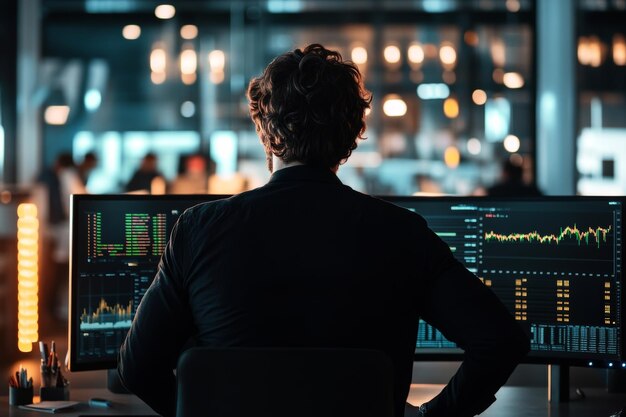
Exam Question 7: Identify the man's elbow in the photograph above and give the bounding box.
[117,352,140,393]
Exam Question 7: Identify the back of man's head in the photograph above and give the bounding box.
[247,44,371,170]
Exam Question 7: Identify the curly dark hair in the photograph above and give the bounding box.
[247,43,372,170]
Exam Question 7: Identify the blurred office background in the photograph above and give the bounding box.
[1,0,626,387]
[2,0,626,198]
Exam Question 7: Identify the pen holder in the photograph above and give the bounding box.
[9,386,33,406]
[40,384,70,401]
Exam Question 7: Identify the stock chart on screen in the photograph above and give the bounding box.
[70,196,225,371]
[387,197,623,365]
[71,195,624,370]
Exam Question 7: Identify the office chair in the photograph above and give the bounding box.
[176,347,395,417]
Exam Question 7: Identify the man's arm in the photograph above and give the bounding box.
[417,229,530,417]
[118,217,193,417]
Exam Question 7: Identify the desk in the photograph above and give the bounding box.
[2,388,157,416]
[407,384,626,417]
[2,385,626,416]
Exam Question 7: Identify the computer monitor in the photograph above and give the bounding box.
[384,196,624,368]
[70,194,624,371]
[68,194,227,371]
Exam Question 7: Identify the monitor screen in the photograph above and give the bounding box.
[69,194,227,371]
[70,195,624,370]
[384,197,624,367]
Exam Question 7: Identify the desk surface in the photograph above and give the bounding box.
[2,388,157,417]
[2,385,626,416]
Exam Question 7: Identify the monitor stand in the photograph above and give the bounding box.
[607,369,626,393]
[107,369,131,394]
[548,364,569,403]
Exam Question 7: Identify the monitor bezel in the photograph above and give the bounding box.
[68,193,230,372]
[382,195,625,368]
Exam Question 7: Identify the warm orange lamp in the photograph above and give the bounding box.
[17,203,39,352]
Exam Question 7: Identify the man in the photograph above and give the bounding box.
[77,151,98,188]
[125,152,162,192]
[119,44,529,417]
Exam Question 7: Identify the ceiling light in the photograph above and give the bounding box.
[155,4,176,19]
[444,146,460,168]
[503,72,524,89]
[472,89,487,105]
[150,47,167,73]
[443,98,459,118]
[209,50,226,71]
[504,134,521,153]
[467,138,482,155]
[613,35,626,66]
[439,43,457,66]
[44,106,70,125]
[588,36,604,67]
[84,89,102,112]
[408,43,424,64]
[384,45,401,64]
[506,0,521,12]
[180,48,197,75]
[180,25,198,40]
[181,101,196,118]
[383,95,407,117]
[122,24,141,40]
[416,83,450,100]
[351,46,368,65]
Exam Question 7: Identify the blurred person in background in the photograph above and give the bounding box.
[126,153,162,193]
[487,158,542,197]
[170,154,209,194]
[77,151,98,189]
[36,153,86,323]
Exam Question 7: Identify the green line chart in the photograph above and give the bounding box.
[485,224,612,249]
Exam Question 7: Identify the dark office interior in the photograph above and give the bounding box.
[1,0,626,416]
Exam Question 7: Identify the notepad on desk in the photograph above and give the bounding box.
[18,400,79,413]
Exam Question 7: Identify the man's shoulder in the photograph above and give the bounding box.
[177,196,231,226]
[180,189,261,219]
[357,192,428,224]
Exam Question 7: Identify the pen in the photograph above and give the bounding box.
[51,341,58,375]
[39,341,48,362]
[20,368,27,388]
[40,358,49,388]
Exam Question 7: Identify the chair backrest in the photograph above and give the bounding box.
[176,347,395,417]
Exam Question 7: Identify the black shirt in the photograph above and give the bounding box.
[118,165,529,417]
